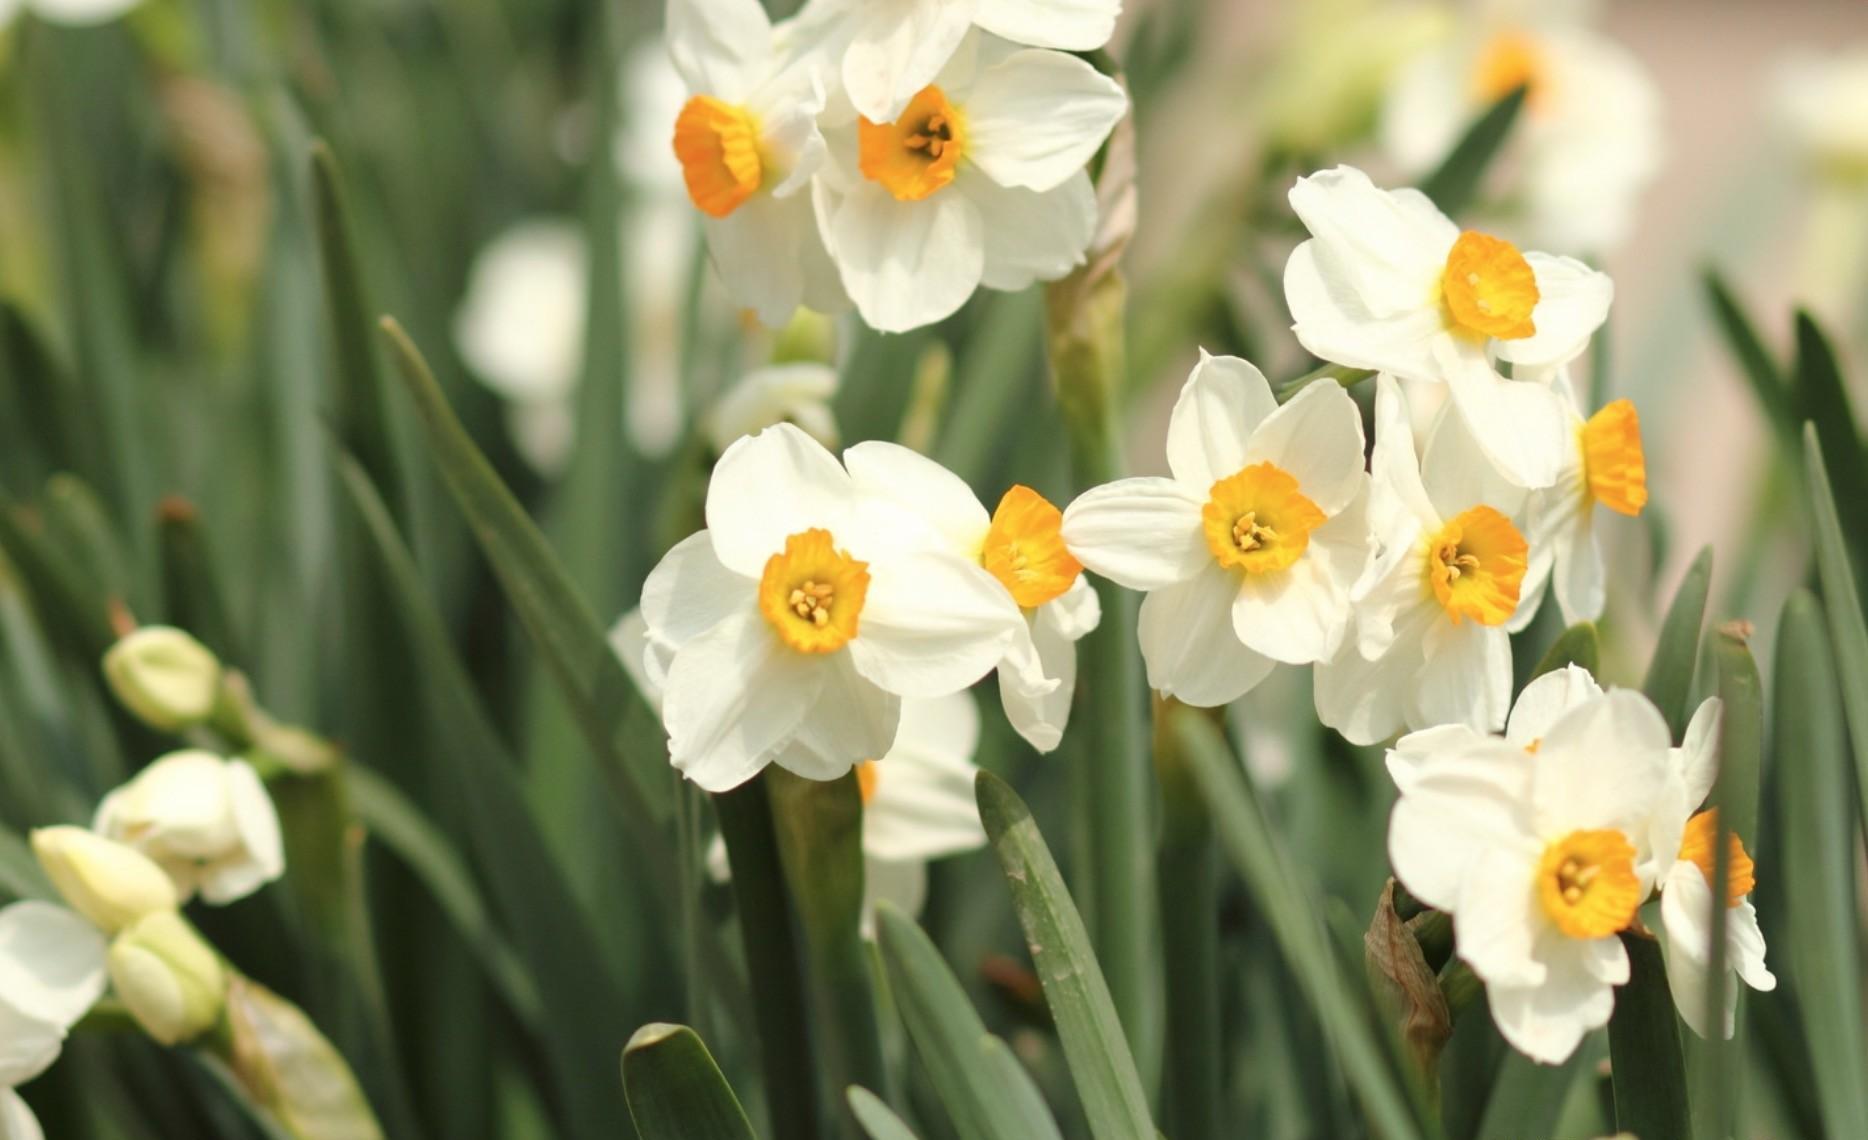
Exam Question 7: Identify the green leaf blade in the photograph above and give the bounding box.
[622,1023,757,1140]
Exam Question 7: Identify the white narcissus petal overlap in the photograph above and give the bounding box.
[1660,862,1776,1040]
[848,547,1021,699]
[93,752,286,907]
[962,50,1128,192]
[0,903,108,1028]
[1060,478,1210,590]
[1137,567,1275,707]
[663,609,823,792]
[704,424,857,576]
[665,0,773,101]
[842,441,991,553]
[1164,352,1273,489]
[0,1088,41,1140]
[840,0,978,123]
[964,172,1097,292]
[972,0,1119,53]
[1502,664,1603,749]
[827,187,986,333]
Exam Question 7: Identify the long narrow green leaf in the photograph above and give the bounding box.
[847,1087,921,1140]
[1474,1049,1589,1140]
[874,902,1063,1140]
[1154,697,1221,1140]
[1173,712,1424,1140]
[1418,86,1528,217]
[1608,933,1691,1140]
[622,1024,757,1140]
[1773,591,1868,1137]
[1702,270,1793,442]
[1793,314,1868,568]
[1801,424,1868,849]
[1530,621,1600,680]
[1643,546,1713,739]
[975,771,1155,1140]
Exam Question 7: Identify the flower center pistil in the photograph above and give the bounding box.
[1537,828,1642,939]
[1581,399,1648,516]
[1424,506,1527,625]
[673,96,764,218]
[859,85,967,202]
[981,486,1081,609]
[1201,462,1326,575]
[1441,230,1540,341]
[758,529,869,654]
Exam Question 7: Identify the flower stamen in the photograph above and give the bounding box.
[1537,828,1641,939]
[859,86,967,202]
[758,529,869,653]
[1201,462,1326,575]
[1424,506,1527,625]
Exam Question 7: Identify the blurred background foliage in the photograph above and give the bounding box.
[0,0,1866,1138]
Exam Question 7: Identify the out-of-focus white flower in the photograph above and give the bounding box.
[1062,353,1370,708]
[1379,12,1663,254]
[847,443,1099,751]
[1387,678,1678,1064]
[30,828,177,935]
[814,33,1128,332]
[1315,377,1531,744]
[452,219,587,473]
[0,0,142,28]
[1284,165,1611,488]
[94,750,285,906]
[106,911,228,1046]
[0,900,108,1140]
[1516,369,1647,624]
[803,0,1123,125]
[103,626,223,734]
[1774,46,1868,182]
[667,0,846,328]
[637,423,1018,792]
[705,362,841,454]
[1256,0,1452,156]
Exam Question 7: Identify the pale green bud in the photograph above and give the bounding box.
[103,626,223,732]
[108,911,227,1046]
[31,826,178,934]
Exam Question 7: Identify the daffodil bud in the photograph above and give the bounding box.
[93,751,285,906]
[103,626,223,732]
[107,911,227,1046]
[31,827,178,934]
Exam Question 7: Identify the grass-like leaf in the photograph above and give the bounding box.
[1702,270,1794,443]
[622,1024,757,1140]
[1419,86,1528,218]
[1801,425,1868,852]
[1530,621,1600,681]
[847,1087,921,1140]
[1643,546,1713,739]
[975,771,1155,1140]
[1608,933,1691,1140]
[1793,314,1868,570]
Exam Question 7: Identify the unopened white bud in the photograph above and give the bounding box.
[108,911,227,1046]
[103,627,223,732]
[93,751,285,906]
[31,827,178,934]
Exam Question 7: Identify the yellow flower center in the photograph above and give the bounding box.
[1441,231,1540,341]
[856,760,880,805]
[1424,506,1527,626]
[673,96,763,218]
[1200,462,1327,575]
[858,85,966,202]
[1537,828,1642,939]
[1471,30,1550,110]
[1678,809,1755,908]
[757,529,870,654]
[1580,399,1648,517]
[980,485,1081,609]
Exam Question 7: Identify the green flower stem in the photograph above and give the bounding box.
[1046,268,1157,1075]
[1153,696,1222,1140]
[766,768,890,1138]
[712,777,821,1140]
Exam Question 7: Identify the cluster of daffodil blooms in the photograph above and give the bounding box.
[627,156,1778,1068]
[1,627,289,1139]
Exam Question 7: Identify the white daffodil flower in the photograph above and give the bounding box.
[1386,682,1678,1064]
[1315,377,1531,744]
[704,362,842,455]
[1379,12,1662,254]
[1061,353,1370,708]
[844,442,1099,751]
[451,220,586,473]
[637,423,1019,792]
[1776,46,1868,181]
[1515,368,1648,625]
[1283,164,1613,489]
[666,0,846,328]
[800,0,1123,125]
[813,33,1128,333]
[0,900,110,1140]
[94,750,286,906]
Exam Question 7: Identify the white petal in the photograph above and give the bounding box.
[967,172,1097,291]
[842,440,990,555]
[203,760,285,905]
[1494,254,1614,370]
[1165,352,1276,491]
[849,551,1019,698]
[964,49,1127,192]
[0,1004,61,1091]
[1284,242,1448,381]
[1046,575,1102,640]
[1485,935,1619,1064]
[1286,166,1452,316]
[1552,517,1606,624]
[0,902,108,1026]
[665,0,773,99]
[1387,723,1493,795]
[841,0,977,123]
[1439,348,1569,491]
[1729,898,1776,993]
[830,185,985,333]
[1419,365,1538,514]
[788,653,903,775]
[1452,852,1547,989]
[1379,46,1465,172]
[1531,690,1673,844]
[971,0,1119,50]
[1241,378,1369,516]
[1059,477,1208,590]
[1314,610,1429,746]
[0,1090,42,1140]
[1137,566,1275,707]
[1367,375,1438,536]
[863,742,986,862]
[997,609,1078,752]
[663,609,823,792]
[1504,664,1605,750]
[1386,737,1537,910]
[1410,621,1513,734]
[896,689,981,761]
[1676,699,1723,808]
[1230,489,1368,665]
[1660,861,1730,1039]
[705,423,856,577]
[701,193,810,330]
